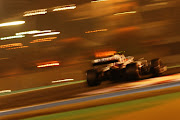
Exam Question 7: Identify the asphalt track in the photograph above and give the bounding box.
[1,78,180,117]
[0,68,179,111]
[0,67,179,119]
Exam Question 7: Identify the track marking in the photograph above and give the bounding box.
[52,79,74,83]
[0,80,85,96]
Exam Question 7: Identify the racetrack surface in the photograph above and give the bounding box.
[0,75,180,118]
[0,68,179,109]
[0,67,179,112]
[0,68,179,118]
[21,91,180,120]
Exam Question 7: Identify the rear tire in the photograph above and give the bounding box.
[150,58,163,76]
[86,69,101,86]
[126,63,141,80]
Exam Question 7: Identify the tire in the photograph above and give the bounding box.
[150,58,163,76]
[126,63,141,80]
[86,69,101,86]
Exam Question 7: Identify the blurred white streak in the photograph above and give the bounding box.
[53,4,76,11]
[16,30,52,35]
[0,90,11,94]
[145,2,168,7]
[0,21,25,27]
[33,32,60,37]
[0,35,25,40]
[141,2,170,11]
[114,11,136,15]
[24,9,47,17]
[37,63,60,68]
[91,0,108,3]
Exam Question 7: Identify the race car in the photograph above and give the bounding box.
[86,52,167,86]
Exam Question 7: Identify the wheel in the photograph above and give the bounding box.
[126,63,141,80]
[86,69,101,86]
[150,58,164,76]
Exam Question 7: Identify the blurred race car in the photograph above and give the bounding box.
[86,52,167,86]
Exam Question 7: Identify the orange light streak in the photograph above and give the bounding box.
[30,37,57,43]
[95,51,117,58]
[85,29,108,34]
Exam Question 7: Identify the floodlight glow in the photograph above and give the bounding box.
[33,32,60,37]
[0,21,25,27]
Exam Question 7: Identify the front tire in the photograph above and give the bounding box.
[86,69,101,86]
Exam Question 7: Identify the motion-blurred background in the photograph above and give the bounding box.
[0,0,179,90]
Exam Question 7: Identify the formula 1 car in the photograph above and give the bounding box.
[86,52,167,86]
